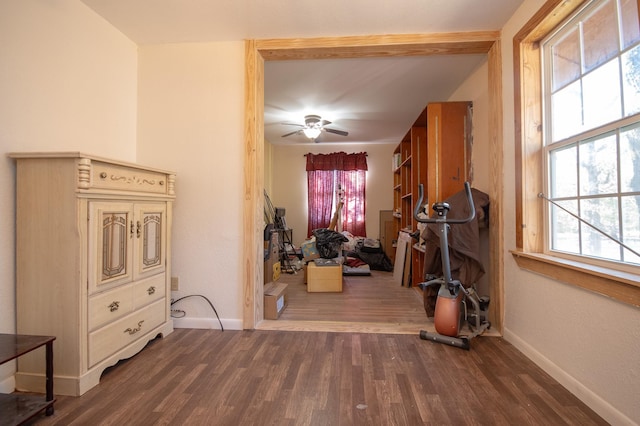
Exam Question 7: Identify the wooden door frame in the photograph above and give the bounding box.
[244,33,504,333]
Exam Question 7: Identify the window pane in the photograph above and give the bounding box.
[620,123,640,192]
[551,200,580,253]
[551,80,583,141]
[552,26,581,91]
[580,197,620,260]
[543,0,640,269]
[579,134,618,196]
[582,0,618,72]
[550,145,578,197]
[621,0,640,49]
[583,59,622,129]
[621,195,640,264]
[622,45,640,116]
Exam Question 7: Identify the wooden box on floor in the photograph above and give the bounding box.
[264,282,288,319]
[307,263,343,292]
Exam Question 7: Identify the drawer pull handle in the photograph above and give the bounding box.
[130,221,135,238]
[147,286,156,295]
[100,172,107,179]
[108,301,120,312]
[136,221,141,238]
[124,320,144,335]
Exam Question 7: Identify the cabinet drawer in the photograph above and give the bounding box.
[88,299,166,367]
[133,274,166,308]
[92,162,168,194]
[88,284,134,331]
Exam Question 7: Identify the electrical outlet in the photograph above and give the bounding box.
[171,276,179,291]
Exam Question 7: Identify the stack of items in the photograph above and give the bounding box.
[301,229,348,293]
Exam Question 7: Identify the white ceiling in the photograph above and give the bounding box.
[81,0,524,145]
[264,55,487,144]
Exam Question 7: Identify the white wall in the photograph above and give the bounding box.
[448,59,492,297]
[449,59,490,193]
[264,140,274,197]
[136,42,245,331]
[501,1,640,424]
[0,0,138,392]
[270,142,396,247]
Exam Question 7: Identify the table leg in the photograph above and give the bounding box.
[45,341,54,415]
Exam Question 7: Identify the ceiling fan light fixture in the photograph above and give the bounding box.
[303,127,321,139]
[281,114,348,141]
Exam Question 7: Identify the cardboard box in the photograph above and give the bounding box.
[307,262,342,292]
[264,282,288,319]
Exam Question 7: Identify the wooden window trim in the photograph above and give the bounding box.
[513,0,640,308]
[511,250,640,306]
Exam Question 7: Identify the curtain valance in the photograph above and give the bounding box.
[305,152,368,171]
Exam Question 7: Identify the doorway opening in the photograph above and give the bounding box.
[244,33,504,334]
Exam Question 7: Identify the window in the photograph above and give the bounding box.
[541,0,640,268]
[306,152,367,237]
[513,0,640,307]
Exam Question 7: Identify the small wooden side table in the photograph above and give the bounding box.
[0,334,55,425]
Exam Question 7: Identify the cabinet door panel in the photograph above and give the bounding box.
[134,204,166,280]
[89,202,135,293]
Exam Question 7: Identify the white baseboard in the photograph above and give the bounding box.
[172,317,243,330]
[504,328,636,426]
[0,374,15,393]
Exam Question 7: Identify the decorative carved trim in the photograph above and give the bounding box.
[167,174,176,196]
[101,173,163,188]
[78,158,92,189]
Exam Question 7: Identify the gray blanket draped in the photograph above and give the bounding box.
[420,187,490,316]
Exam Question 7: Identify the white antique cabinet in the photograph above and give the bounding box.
[9,152,176,396]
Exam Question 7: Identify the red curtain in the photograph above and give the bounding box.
[338,169,367,237]
[306,170,335,236]
[306,152,367,237]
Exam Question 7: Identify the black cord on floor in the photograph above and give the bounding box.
[170,294,224,331]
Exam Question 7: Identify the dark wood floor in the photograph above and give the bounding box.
[27,328,606,425]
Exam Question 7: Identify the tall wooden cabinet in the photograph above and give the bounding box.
[391,102,471,286]
[425,102,472,209]
[9,152,176,396]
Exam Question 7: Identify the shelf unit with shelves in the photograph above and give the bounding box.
[390,102,471,287]
[392,108,427,238]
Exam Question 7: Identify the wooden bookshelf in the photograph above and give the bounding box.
[391,102,472,286]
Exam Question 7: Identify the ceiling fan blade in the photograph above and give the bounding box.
[281,129,303,137]
[320,120,332,126]
[324,128,349,137]
[282,123,304,127]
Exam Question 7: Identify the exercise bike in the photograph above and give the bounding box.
[413,182,490,350]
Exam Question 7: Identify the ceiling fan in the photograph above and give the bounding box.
[281,115,349,141]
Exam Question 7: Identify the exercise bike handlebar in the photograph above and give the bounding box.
[413,182,476,224]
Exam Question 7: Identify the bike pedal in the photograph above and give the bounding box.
[479,296,490,311]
